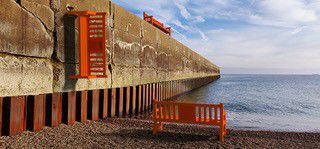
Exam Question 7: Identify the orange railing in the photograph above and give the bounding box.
[152,99,227,142]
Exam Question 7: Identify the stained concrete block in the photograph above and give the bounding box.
[140,68,157,84]
[156,70,168,83]
[168,71,184,81]
[155,52,169,71]
[157,29,171,51]
[53,0,110,26]
[168,39,184,72]
[184,46,195,72]
[141,21,157,47]
[52,63,87,92]
[131,67,141,86]
[141,21,158,68]
[111,66,159,88]
[111,3,141,37]
[113,30,140,67]
[53,0,109,63]
[0,0,53,58]
[155,29,171,72]
[0,54,53,97]
[52,62,111,92]
[111,66,133,88]
[21,0,54,32]
[141,44,157,68]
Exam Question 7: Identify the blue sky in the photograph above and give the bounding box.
[112,0,320,74]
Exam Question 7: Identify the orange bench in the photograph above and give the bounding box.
[152,99,227,141]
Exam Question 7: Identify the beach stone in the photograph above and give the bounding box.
[0,54,53,97]
[0,0,53,58]
[1,118,320,148]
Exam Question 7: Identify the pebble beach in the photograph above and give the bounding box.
[0,116,319,149]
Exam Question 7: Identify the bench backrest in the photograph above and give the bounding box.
[153,99,225,125]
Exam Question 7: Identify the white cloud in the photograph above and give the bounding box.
[258,0,318,25]
[192,16,205,23]
[198,30,208,41]
[174,0,191,20]
[291,26,307,35]
[188,26,320,72]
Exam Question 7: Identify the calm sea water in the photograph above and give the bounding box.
[177,74,320,132]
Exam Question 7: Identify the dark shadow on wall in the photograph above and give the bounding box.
[63,14,78,91]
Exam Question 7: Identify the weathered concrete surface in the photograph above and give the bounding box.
[52,62,111,92]
[0,54,53,97]
[108,2,219,87]
[0,0,219,96]
[21,0,54,32]
[0,0,53,58]
[112,3,141,37]
[141,21,157,69]
[112,30,141,68]
[111,67,135,87]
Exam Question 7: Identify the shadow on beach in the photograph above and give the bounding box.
[95,128,217,142]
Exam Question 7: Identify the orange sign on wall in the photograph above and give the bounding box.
[67,11,107,79]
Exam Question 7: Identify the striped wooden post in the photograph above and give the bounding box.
[76,90,88,123]
[32,95,46,131]
[88,90,99,120]
[118,88,124,117]
[111,88,116,117]
[2,96,27,136]
[100,89,108,119]
[65,92,76,125]
[131,86,136,115]
[152,83,156,109]
[142,85,146,113]
[125,87,130,115]
[137,85,142,114]
[47,93,62,127]
[146,84,149,111]
[0,97,2,136]
[164,82,167,100]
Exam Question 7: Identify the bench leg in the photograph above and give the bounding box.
[153,122,159,134]
[153,121,163,134]
[158,122,163,130]
[219,124,226,142]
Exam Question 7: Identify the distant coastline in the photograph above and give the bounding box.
[221,67,320,75]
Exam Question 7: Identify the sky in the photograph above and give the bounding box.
[111,0,320,74]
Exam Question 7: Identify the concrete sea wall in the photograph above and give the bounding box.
[0,0,220,136]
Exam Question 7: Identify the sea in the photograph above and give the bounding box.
[177,74,320,132]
